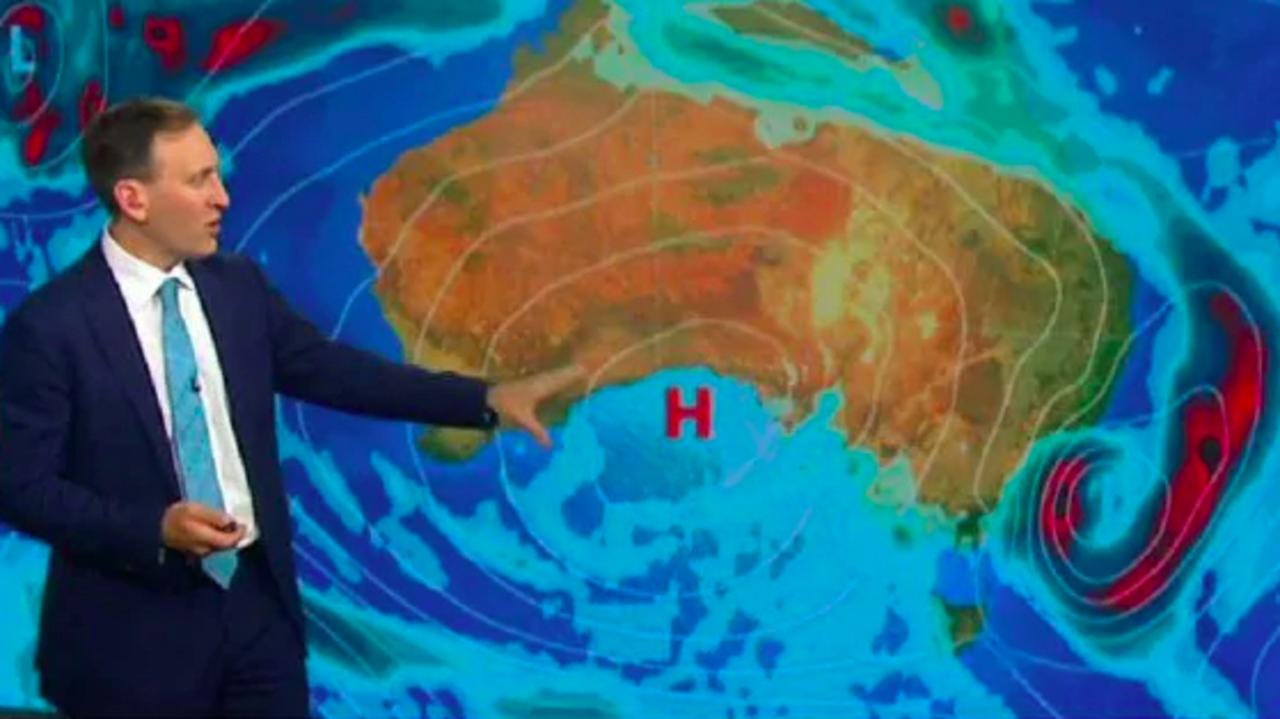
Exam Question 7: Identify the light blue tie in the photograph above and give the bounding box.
[159,278,238,588]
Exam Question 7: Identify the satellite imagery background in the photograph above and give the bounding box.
[2,0,1280,717]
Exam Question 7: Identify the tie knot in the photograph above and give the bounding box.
[159,277,181,309]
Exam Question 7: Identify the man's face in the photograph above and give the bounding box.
[119,123,229,263]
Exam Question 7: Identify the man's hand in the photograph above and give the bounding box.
[485,364,585,448]
[161,501,244,557]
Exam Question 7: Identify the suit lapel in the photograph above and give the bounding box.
[78,245,180,496]
[186,259,253,469]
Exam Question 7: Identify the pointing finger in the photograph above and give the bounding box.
[529,422,552,448]
[514,410,552,448]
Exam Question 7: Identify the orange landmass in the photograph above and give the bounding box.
[358,2,1130,512]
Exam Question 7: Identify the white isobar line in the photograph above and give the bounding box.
[187,0,280,97]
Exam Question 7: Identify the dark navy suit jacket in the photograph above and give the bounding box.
[0,243,496,706]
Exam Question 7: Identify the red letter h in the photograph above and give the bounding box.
[666,386,713,439]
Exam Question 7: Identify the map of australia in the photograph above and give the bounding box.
[359,0,1131,513]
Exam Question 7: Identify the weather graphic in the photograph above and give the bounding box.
[2,0,1280,717]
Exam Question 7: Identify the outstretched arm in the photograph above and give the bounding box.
[252,261,499,429]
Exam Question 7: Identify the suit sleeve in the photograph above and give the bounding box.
[250,261,499,429]
[0,307,167,570]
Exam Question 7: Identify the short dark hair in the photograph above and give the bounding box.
[81,97,200,216]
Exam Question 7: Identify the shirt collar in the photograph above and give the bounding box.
[101,228,195,312]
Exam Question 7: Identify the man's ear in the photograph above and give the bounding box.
[114,179,149,223]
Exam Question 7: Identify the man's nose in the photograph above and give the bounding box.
[210,176,230,210]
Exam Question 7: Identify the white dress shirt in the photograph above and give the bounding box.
[102,231,258,549]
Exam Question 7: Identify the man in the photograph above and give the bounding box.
[0,97,582,716]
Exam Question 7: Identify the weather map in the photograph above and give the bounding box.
[2,0,1279,717]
